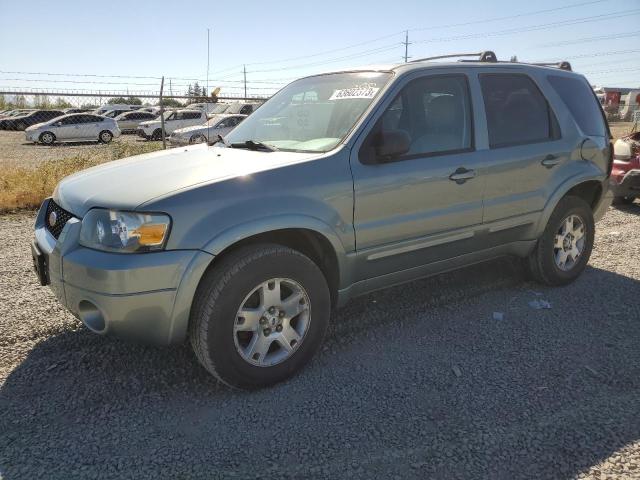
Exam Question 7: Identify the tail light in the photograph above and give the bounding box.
[607,142,614,176]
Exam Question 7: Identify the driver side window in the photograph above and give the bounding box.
[361,74,473,164]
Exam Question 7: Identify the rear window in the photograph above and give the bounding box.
[479,74,557,148]
[547,75,607,137]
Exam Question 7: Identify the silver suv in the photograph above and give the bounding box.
[32,52,613,389]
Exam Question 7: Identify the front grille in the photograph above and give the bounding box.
[45,199,74,239]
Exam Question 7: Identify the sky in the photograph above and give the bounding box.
[0,0,638,99]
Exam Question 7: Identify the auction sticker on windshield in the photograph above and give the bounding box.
[329,85,379,100]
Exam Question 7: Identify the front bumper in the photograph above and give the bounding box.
[610,169,640,198]
[25,130,39,142]
[137,128,152,139]
[32,199,213,344]
[168,136,189,146]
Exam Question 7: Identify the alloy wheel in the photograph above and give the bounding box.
[234,278,311,367]
[553,214,586,271]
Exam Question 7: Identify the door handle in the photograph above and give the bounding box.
[541,154,561,168]
[449,167,476,184]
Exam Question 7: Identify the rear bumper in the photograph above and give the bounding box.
[610,169,640,198]
[32,199,213,345]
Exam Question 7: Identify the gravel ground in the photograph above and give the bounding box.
[0,131,162,169]
[1,203,639,479]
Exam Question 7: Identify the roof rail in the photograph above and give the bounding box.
[409,51,572,71]
[527,61,572,71]
[410,51,497,63]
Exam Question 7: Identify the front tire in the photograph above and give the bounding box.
[39,131,56,145]
[189,134,206,144]
[151,128,163,141]
[526,196,595,286]
[189,244,330,389]
[99,130,113,143]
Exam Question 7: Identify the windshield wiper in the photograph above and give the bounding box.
[230,140,279,152]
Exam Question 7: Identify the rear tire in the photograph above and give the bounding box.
[189,244,330,389]
[526,195,594,286]
[189,134,207,144]
[98,130,113,144]
[151,128,162,141]
[39,131,56,145]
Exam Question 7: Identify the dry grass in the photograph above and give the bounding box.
[0,142,162,212]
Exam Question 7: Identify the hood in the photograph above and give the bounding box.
[26,121,49,132]
[55,145,321,216]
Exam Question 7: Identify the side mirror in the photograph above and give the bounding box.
[375,129,411,161]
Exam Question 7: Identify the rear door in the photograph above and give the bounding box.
[474,71,567,238]
[350,72,485,280]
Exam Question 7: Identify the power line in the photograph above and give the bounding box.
[410,0,608,31]
[412,10,639,44]
[247,44,401,74]
[240,0,606,67]
[538,31,640,47]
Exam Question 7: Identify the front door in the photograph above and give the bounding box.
[350,73,484,280]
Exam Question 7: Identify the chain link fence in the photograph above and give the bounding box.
[0,89,269,149]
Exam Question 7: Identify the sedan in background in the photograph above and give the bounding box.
[0,110,64,130]
[116,111,158,133]
[168,114,246,146]
[25,113,121,145]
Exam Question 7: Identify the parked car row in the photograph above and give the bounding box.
[0,100,255,145]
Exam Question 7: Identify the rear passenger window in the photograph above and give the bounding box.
[547,75,607,137]
[480,74,558,148]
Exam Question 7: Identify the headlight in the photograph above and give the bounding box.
[79,209,171,253]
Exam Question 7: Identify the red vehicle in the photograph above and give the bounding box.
[612,132,640,205]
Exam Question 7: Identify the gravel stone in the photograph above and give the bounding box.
[1,202,639,479]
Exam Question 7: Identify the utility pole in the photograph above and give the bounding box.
[169,79,172,97]
[403,30,411,63]
[159,76,166,150]
[243,64,247,99]
[206,28,210,98]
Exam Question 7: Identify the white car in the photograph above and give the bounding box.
[25,113,121,145]
[168,114,246,146]
[188,102,231,115]
[137,109,207,140]
[116,110,158,133]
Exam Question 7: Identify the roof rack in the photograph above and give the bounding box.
[527,61,573,71]
[409,51,572,71]
[410,51,497,63]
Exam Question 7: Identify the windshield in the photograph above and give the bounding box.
[223,71,392,152]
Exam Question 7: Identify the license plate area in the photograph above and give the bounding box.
[31,241,49,286]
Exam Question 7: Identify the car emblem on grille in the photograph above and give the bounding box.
[48,211,58,227]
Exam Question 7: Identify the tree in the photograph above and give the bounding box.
[106,96,142,105]
[34,94,51,109]
[159,98,183,108]
[15,95,27,108]
[54,97,74,109]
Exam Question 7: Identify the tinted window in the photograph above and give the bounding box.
[547,75,607,137]
[58,116,77,125]
[183,111,202,120]
[371,74,473,159]
[480,74,556,148]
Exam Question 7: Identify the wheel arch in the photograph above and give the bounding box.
[535,173,606,236]
[200,217,350,309]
